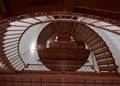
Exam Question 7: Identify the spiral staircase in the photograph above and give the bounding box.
[0,0,120,85]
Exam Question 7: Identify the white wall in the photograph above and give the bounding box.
[19,22,50,64]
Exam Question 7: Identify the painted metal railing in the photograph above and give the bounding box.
[24,64,96,73]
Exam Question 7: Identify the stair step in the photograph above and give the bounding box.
[86,34,98,43]
[88,37,102,47]
[82,29,91,37]
[75,25,85,35]
[99,65,117,71]
[94,47,109,55]
[96,53,112,60]
[83,30,94,40]
[90,42,105,50]
[97,59,114,65]
[94,47,108,53]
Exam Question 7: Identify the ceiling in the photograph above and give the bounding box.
[0,0,120,21]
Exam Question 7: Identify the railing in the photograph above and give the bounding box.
[23,64,96,73]
[24,64,50,71]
